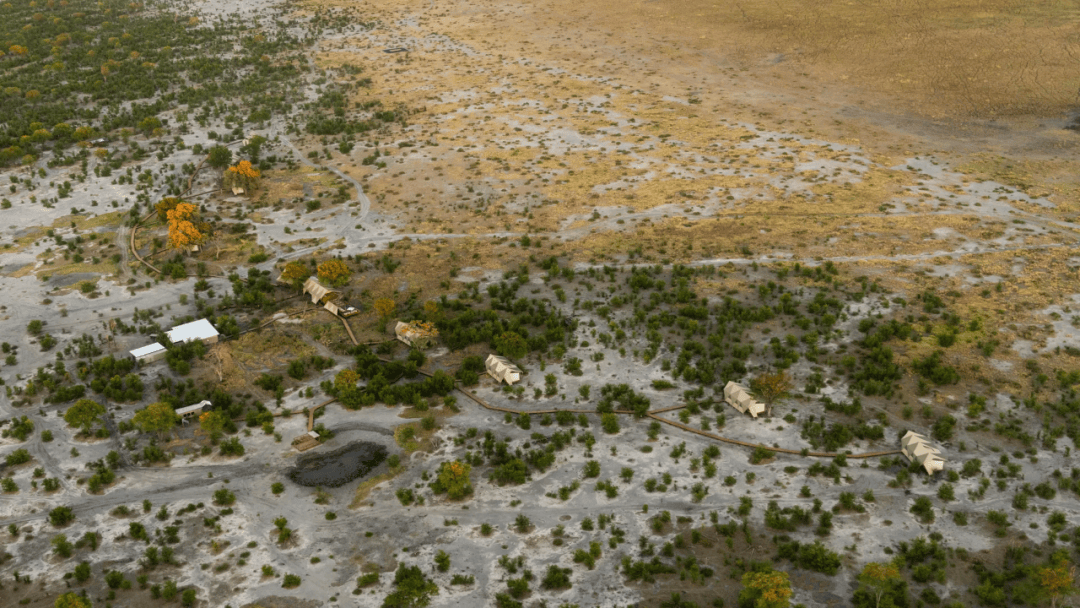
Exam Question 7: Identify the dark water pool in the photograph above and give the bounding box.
[288,441,388,487]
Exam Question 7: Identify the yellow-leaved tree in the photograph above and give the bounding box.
[374,298,396,321]
[1038,556,1078,608]
[317,259,350,287]
[739,569,792,608]
[166,202,204,249]
[54,592,91,608]
[280,260,310,289]
[224,160,261,192]
[857,562,903,608]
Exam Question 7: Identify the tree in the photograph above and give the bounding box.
[382,563,438,608]
[64,399,105,434]
[54,593,91,608]
[750,370,794,417]
[857,562,903,608]
[374,298,396,321]
[198,410,228,442]
[494,331,528,359]
[224,160,261,191]
[280,261,309,289]
[155,197,182,222]
[132,402,180,441]
[433,461,472,500]
[166,202,204,249]
[317,259,351,287]
[207,145,232,169]
[739,569,792,608]
[1038,556,1078,608]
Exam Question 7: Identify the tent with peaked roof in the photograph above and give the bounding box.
[724,381,766,418]
[486,354,522,385]
[303,277,337,305]
[901,430,945,474]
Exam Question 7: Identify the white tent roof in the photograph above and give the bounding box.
[166,319,219,344]
[130,342,166,358]
[176,400,211,416]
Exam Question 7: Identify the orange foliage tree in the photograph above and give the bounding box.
[224,160,261,191]
[166,202,204,249]
[155,196,181,221]
[317,259,350,287]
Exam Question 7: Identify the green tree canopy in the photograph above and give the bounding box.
[132,402,180,440]
[64,399,105,433]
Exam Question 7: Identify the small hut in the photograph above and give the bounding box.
[485,354,522,385]
[900,431,945,474]
[723,381,765,418]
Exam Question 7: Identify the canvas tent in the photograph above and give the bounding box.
[900,430,945,474]
[723,381,766,418]
[395,321,437,348]
[166,319,219,345]
[486,354,522,385]
[130,342,166,363]
[303,277,337,305]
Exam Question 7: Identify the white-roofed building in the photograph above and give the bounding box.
[486,354,522,385]
[724,381,766,418]
[176,400,210,420]
[130,342,166,363]
[166,319,219,346]
[900,430,945,475]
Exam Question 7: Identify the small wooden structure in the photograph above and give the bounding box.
[723,381,766,418]
[291,430,321,452]
[485,354,522,385]
[901,431,945,474]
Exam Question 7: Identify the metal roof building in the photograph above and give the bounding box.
[166,319,219,345]
[130,342,166,363]
[176,400,210,420]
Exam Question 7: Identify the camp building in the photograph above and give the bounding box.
[130,342,166,364]
[486,354,522,385]
[166,319,219,346]
[900,431,945,474]
[302,277,361,318]
[723,381,766,418]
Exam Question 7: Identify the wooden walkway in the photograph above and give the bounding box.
[331,313,900,460]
